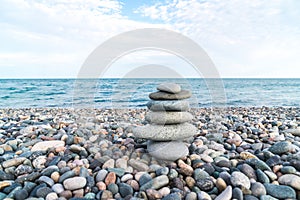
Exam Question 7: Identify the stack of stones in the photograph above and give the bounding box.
[133,83,197,161]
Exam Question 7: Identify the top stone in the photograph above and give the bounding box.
[157,83,181,94]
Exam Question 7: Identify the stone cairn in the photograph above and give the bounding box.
[133,83,197,161]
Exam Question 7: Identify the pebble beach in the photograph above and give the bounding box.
[0,107,300,200]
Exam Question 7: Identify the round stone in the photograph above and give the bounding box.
[133,123,197,141]
[149,90,192,100]
[31,140,65,152]
[147,100,190,111]
[119,183,133,197]
[157,83,181,94]
[147,140,188,161]
[215,186,232,200]
[230,171,251,189]
[251,182,266,197]
[63,177,86,190]
[278,174,300,190]
[268,141,290,154]
[264,183,296,199]
[145,111,193,124]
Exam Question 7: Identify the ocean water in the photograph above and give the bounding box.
[0,78,299,108]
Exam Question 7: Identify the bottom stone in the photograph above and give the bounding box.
[147,140,189,161]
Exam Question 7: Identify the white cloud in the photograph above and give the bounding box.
[136,0,300,77]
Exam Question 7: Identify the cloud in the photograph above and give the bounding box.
[136,0,300,77]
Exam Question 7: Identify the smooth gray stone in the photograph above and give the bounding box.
[215,186,232,200]
[264,183,296,199]
[157,83,181,94]
[133,123,197,141]
[147,140,189,161]
[145,111,193,124]
[147,100,190,111]
[149,90,192,100]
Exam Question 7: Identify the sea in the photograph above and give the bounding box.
[0,78,299,108]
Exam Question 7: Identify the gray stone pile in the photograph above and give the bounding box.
[133,83,197,161]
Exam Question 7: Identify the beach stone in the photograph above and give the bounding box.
[133,123,197,141]
[156,167,169,176]
[178,160,193,176]
[119,183,133,197]
[32,156,47,169]
[256,169,270,183]
[232,187,243,200]
[240,163,257,180]
[147,100,190,111]
[148,140,188,161]
[231,171,251,189]
[246,158,272,171]
[51,183,64,194]
[215,186,232,200]
[266,155,282,167]
[268,141,290,154]
[96,170,108,182]
[0,181,11,190]
[121,174,133,182]
[96,181,106,190]
[59,190,72,199]
[14,188,28,200]
[140,175,169,191]
[139,173,152,186]
[102,159,115,169]
[194,168,210,181]
[128,159,149,171]
[197,191,212,200]
[107,168,125,177]
[107,183,118,194]
[39,176,55,186]
[260,195,278,200]
[280,166,296,174]
[157,83,181,94]
[149,90,192,100]
[185,192,197,200]
[146,189,163,199]
[63,177,86,190]
[116,158,127,169]
[251,182,266,197]
[264,183,296,199]
[162,193,181,200]
[146,111,193,124]
[196,177,214,191]
[46,192,58,200]
[105,172,116,185]
[59,170,75,183]
[2,157,26,168]
[36,187,53,198]
[278,174,300,190]
[101,190,113,199]
[244,195,258,200]
[216,177,227,191]
[31,140,65,152]
[15,164,33,176]
[159,187,170,197]
[23,181,36,193]
[286,128,300,136]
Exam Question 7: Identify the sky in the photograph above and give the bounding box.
[0,0,299,78]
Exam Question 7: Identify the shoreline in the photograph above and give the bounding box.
[0,107,300,199]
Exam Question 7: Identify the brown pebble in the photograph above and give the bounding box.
[51,171,60,183]
[178,160,193,176]
[127,179,139,191]
[55,146,66,153]
[96,181,106,190]
[59,190,72,199]
[105,172,116,185]
[73,189,84,198]
[146,189,162,200]
[185,177,195,189]
[0,181,11,190]
[216,178,227,191]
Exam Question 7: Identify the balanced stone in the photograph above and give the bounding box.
[145,111,193,124]
[147,140,189,161]
[157,83,181,94]
[149,90,192,100]
[147,100,190,111]
[133,123,197,141]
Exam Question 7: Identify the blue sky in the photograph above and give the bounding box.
[0,0,299,78]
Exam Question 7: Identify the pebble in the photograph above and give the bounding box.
[45,192,58,200]
[268,141,290,154]
[149,90,192,100]
[146,111,193,124]
[102,159,115,169]
[146,100,190,111]
[157,82,181,94]
[264,183,296,199]
[63,177,86,190]
[215,185,232,200]
[39,176,55,187]
[2,157,26,168]
[96,170,108,182]
[51,183,64,194]
[230,171,251,189]
[278,174,300,190]
[14,188,29,200]
[251,182,266,197]
[31,140,65,152]
[128,159,149,171]
[193,168,210,181]
[140,175,169,191]
[119,183,133,197]
[162,193,181,200]
[147,140,189,161]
